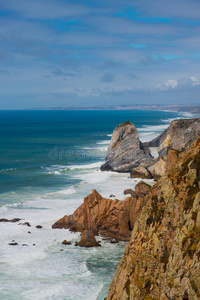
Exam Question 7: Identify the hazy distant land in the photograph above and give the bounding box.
[27,104,200,114]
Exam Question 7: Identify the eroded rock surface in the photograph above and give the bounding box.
[75,230,101,247]
[100,121,152,172]
[52,181,151,241]
[145,118,200,178]
[106,136,200,300]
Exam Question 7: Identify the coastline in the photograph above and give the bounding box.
[0,109,198,300]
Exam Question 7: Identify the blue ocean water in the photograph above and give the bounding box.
[0,110,178,202]
[0,109,187,300]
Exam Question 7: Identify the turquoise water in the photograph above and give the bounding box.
[0,109,184,300]
[0,110,178,202]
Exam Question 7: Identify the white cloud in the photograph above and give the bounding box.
[156,76,200,91]
[156,79,178,90]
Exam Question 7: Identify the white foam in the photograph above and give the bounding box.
[48,170,61,175]
[137,124,169,132]
[96,140,110,145]
[0,168,16,173]
[67,161,102,170]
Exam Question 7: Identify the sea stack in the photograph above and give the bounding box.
[100,121,153,173]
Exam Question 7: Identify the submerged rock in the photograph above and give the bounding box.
[52,182,151,241]
[100,121,152,173]
[75,230,101,247]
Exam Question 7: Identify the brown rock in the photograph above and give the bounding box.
[75,230,101,247]
[21,222,31,227]
[130,166,152,179]
[35,225,42,229]
[52,182,151,241]
[62,240,71,245]
[0,218,21,223]
[106,136,200,300]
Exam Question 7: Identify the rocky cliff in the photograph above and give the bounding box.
[101,118,200,180]
[100,121,153,173]
[145,118,200,179]
[106,135,200,300]
[52,182,151,241]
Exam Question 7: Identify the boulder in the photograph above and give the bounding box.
[130,166,152,179]
[20,222,31,227]
[62,240,71,245]
[35,225,42,229]
[75,230,101,247]
[100,121,152,172]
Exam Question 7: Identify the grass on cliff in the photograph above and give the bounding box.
[116,121,132,128]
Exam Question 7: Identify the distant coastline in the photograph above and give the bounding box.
[25,104,200,114]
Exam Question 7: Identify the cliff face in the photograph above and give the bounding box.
[148,118,200,156]
[145,118,200,179]
[101,118,200,180]
[100,121,152,172]
[52,182,151,241]
[106,136,200,300]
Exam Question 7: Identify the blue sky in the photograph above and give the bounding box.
[0,0,200,109]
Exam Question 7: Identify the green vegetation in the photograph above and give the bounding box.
[182,226,200,258]
[116,121,132,128]
[146,195,165,227]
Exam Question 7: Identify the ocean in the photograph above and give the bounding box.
[0,109,192,299]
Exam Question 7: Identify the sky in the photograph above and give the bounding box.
[0,0,200,109]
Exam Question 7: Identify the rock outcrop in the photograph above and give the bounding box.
[102,118,200,180]
[75,230,101,247]
[106,136,200,300]
[144,118,200,179]
[52,182,151,241]
[100,121,153,172]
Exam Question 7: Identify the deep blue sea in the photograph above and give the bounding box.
[0,109,191,300]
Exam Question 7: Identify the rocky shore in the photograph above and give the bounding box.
[52,117,200,298]
[52,181,151,241]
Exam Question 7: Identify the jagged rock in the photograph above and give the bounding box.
[109,194,116,198]
[106,136,200,300]
[100,121,152,173]
[75,230,101,247]
[52,182,151,241]
[124,189,135,197]
[147,118,200,157]
[62,240,71,245]
[144,118,200,179]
